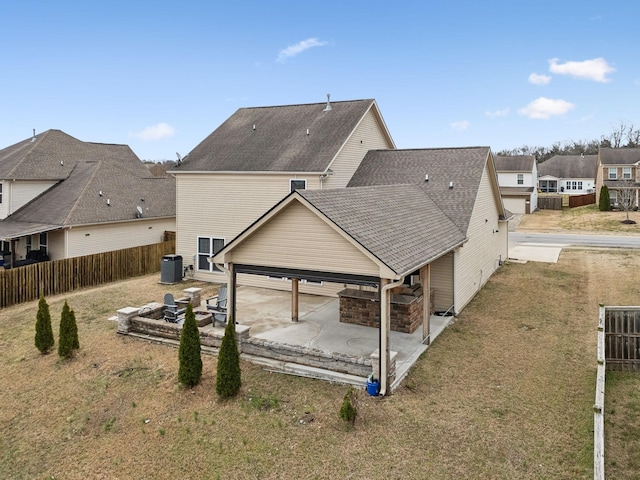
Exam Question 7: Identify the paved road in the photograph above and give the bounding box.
[510,232,640,249]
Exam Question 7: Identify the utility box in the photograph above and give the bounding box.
[161,254,183,284]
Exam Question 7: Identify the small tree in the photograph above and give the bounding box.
[617,180,637,223]
[34,295,54,354]
[339,388,357,425]
[178,303,202,387]
[58,300,79,358]
[598,185,611,211]
[216,316,241,399]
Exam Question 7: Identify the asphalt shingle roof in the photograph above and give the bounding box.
[599,148,640,165]
[347,147,492,233]
[0,130,175,240]
[0,129,151,179]
[173,99,379,172]
[298,185,466,275]
[493,155,536,172]
[538,155,598,179]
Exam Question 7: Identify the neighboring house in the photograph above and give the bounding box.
[537,154,597,195]
[212,146,509,395]
[494,155,538,214]
[0,130,176,267]
[595,147,640,208]
[171,97,395,292]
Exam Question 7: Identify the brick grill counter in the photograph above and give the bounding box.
[338,287,424,334]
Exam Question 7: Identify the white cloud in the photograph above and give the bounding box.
[548,57,615,83]
[277,37,328,62]
[518,97,575,119]
[450,120,470,131]
[129,123,175,141]
[486,108,510,118]
[528,73,551,85]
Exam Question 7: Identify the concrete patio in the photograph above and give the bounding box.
[229,285,455,389]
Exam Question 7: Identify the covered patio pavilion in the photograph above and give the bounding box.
[212,186,467,396]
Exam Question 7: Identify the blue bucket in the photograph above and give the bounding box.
[366,379,380,396]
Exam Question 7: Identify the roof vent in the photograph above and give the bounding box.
[31,129,36,142]
[176,153,182,165]
[253,124,256,131]
[107,199,111,206]
[424,174,429,182]
[306,128,310,136]
[136,206,143,218]
[449,181,454,189]
[99,191,103,196]
[323,93,332,112]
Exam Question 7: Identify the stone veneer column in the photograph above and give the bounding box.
[183,287,202,307]
[116,307,140,334]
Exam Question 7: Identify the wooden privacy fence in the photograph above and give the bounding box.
[603,306,640,370]
[569,193,596,208]
[0,240,175,309]
[538,193,596,210]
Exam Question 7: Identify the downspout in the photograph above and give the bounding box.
[379,276,406,396]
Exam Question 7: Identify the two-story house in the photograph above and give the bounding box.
[595,148,640,208]
[0,130,176,267]
[170,97,395,293]
[493,155,538,214]
[537,154,598,195]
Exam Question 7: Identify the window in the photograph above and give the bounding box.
[565,181,583,191]
[0,182,3,204]
[623,167,632,179]
[610,190,618,206]
[609,168,617,180]
[198,237,224,272]
[0,241,9,253]
[517,174,524,185]
[290,179,306,192]
[25,236,32,253]
[39,232,48,255]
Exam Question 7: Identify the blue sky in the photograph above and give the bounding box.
[2,1,639,161]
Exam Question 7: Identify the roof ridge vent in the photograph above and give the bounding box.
[323,93,332,112]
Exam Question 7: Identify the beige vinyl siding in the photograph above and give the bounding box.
[7,180,57,216]
[65,218,175,258]
[430,252,454,312]
[0,181,7,219]
[175,173,320,281]
[229,201,381,277]
[323,108,394,189]
[454,166,508,314]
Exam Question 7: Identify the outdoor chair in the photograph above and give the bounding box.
[206,286,228,327]
[163,293,187,323]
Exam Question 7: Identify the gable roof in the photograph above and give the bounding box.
[0,132,175,241]
[347,147,503,233]
[0,129,151,180]
[172,99,392,173]
[216,185,466,278]
[493,155,536,172]
[538,154,598,179]
[599,147,640,165]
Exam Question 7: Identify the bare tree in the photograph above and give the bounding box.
[616,179,637,223]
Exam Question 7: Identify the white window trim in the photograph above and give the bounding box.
[609,168,617,180]
[623,167,632,179]
[39,232,48,254]
[517,173,524,185]
[197,236,225,273]
[0,182,3,204]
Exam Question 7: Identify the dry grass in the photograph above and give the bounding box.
[518,205,640,234]
[1,250,640,479]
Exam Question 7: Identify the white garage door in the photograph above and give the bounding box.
[502,197,527,214]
